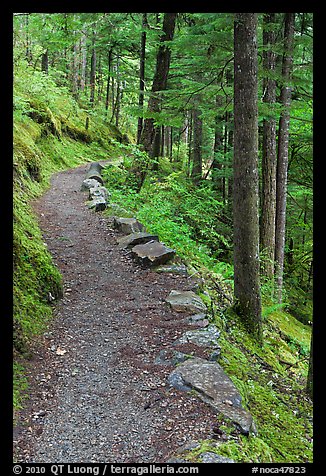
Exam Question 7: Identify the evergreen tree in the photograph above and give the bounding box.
[233,13,262,343]
[275,13,295,303]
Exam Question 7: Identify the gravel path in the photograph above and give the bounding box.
[14,163,217,463]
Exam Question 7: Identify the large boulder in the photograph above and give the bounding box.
[165,290,207,314]
[113,217,145,234]
[131,241,176,267]
[116,232,159,249]
[168,357,256,435]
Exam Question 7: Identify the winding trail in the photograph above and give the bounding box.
[14,163,217,463]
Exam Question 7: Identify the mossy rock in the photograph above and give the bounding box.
[61,121,92,143]
[26,100,61,138]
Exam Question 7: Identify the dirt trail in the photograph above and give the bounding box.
[14,163,217,463]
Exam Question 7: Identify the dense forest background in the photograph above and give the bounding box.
[13,12,313,463]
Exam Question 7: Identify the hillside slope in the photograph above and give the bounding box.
[13,61,125,409]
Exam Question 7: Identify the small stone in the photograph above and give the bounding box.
[89,186,110,201]
[154,263,188,276]
[174,325,220,348]
[113,217,145,234]
[81,178,100,192]
[165,290,207,314]
[200,452,235,463]
[116,232,159,249]
[87,197,107,211]
[131,241,176,267]
[168,357,255,435]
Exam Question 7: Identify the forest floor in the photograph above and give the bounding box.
[13,162,219,463]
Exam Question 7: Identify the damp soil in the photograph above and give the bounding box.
[13,162,218,463]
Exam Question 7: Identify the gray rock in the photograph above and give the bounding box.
[81,178,101,192]
[165,290,207,314]
[89,186,110,201]
[166,458,189,463]
[168,357,255,435]
[154,263,188,276]
[131,241,176,267]
[167,371,192,392]
[113,217,145,234]
[186,313,209,328]
[200,452,235,463]
[209,349,222,361]
[154,349,190,366]
[116,232,159,249]
[106,204,131,217]
[174,324,220,349]
[87,197,107,212]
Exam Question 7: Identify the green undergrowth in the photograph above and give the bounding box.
[13,60,124,411]
[101,155,312,463]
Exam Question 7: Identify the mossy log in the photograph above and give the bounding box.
[85,162,104,185]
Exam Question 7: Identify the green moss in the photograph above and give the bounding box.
[13,362,29,416]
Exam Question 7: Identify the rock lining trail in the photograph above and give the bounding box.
[14,162,222,463]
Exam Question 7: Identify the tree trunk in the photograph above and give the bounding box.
[233,13,262,343]
[211,96,224,193]
[72,39,79,99]
[275,13,295,303]
[105,47,113,113]
[161,125,165,157]
[140,13,177,157]
[111,55,121,124]
[90,32,96,106]
[187,112,193,176]
[85,162,104,184]
[191,108,203,184]
[137,13,147,144]
[41,49,49,74]
[306,331,313,399]
[261,13,277,280]
[80,32,87,92]
[152,128,161,170]
[25,14,32,63]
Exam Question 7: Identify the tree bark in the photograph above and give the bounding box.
[191,108,203,184]
[105,47,113,113]
[261,13,277,280]
[306,330,313,399]
[140,13,177,157]
[275,13,295,303]
[80,32,87,92]
[233,13,262,343]
[72,38,79,99]
[211,95,224,193]
[85,162,104,184]
[41,49,49,74]
[90,32,96,106]
[137,13,147,144]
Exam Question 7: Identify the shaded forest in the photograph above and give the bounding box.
[13,12,313,463]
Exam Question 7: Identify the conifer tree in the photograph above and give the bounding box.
[233,13,262,343]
